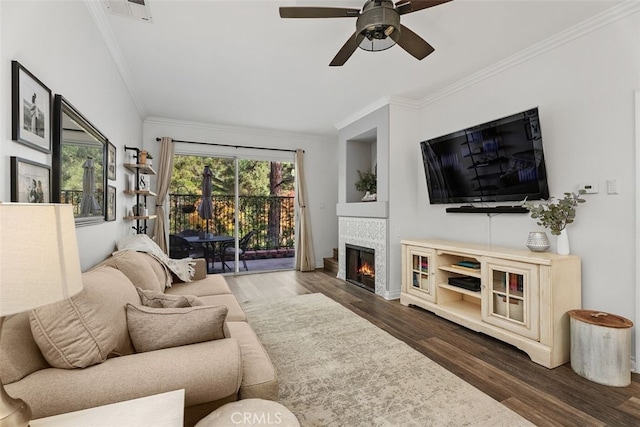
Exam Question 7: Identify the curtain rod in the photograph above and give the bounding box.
[155,138,303,153]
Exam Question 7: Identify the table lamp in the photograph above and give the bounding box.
[0,203,84,427]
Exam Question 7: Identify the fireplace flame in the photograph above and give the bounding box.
[358,262,375,278]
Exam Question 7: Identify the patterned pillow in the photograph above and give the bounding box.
[126,304,229,353]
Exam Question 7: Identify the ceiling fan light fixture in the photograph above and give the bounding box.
[384,25,395,37]
[356,0,400,52]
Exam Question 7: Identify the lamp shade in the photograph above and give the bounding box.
[0,203,83,316]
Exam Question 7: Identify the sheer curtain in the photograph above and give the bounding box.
[152,137,174,253]
[295,149,315,271]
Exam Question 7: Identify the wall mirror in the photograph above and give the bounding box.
[52,95,108,226]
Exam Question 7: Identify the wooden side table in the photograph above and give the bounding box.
[30,389,184,427]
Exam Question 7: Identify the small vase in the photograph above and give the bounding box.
[557,229,570,255]
[361,191,376,202]
[526,231,550,252]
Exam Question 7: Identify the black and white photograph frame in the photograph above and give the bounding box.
[108,142,116,181]
[11,61,52,153]
[10,156,52,203]
[106,185,116,221]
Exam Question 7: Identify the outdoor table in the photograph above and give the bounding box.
[184,235,234,273]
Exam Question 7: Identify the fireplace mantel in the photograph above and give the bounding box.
[336,201,388,218]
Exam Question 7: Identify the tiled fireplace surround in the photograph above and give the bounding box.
[336,103,394,299]
[337,217,387,298]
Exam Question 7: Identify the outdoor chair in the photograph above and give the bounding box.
[178,229,206,259]
[221,230,255,272]
[169,234,193,259]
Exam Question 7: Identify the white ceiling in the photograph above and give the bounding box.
[97,0,622,138]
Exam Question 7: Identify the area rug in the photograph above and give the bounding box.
[243,293,533,426]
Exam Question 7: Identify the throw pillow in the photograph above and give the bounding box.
[29,267,139,369]
[136,287,204,308]
[126,304,229,353]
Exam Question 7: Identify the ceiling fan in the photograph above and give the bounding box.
[279,0,452,66]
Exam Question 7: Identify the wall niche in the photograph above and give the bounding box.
[346,128,377,203]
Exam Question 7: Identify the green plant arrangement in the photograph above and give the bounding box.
[523,190,586,235]
[354,169,377,193]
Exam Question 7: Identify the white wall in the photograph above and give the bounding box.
[1,1,143,270]
[388,103,420,296]
[142,118,339,268]
[406,13,639,327]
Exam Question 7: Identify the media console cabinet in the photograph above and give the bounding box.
[400,239,581,368]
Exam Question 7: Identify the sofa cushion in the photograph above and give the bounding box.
[29,266,139,369]
[136,288,204,308]
[116,234,195,285]
[226,322,279,401]
[96,250,167,293]
[5,339,243,420]
[198,294,247,322]
[0,312,50,384]
[126,304,229,353]
[139,252,173,291]
[165,274,232,297]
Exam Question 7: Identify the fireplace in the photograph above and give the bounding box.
[345,244,375,293]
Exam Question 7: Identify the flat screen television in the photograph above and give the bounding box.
[420,107,549,205]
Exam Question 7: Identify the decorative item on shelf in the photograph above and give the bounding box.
[126,174,134,192]
[361,191,377,202]
[355,169,377,202]
[138,174,149,191]
[526,231,551,252]
[523,189,586,255]
[133,202,146,217]
[139,150,148,165]
[146,153,153,168]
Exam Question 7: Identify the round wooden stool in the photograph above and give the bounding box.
[195,399,299,427]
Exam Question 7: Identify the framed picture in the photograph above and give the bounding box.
[10,157,51,203]
[108,142,116,181]
[106,185,116,221]
[11,61,52,153]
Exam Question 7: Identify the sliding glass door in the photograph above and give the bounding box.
[169,153,295,274]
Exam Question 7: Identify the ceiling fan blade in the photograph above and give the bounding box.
[330,32,363,67]
[395,0,453,15]
[396,24,435,60]
[279,7,360,19]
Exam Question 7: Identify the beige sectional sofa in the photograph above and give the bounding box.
[0,249,278,426]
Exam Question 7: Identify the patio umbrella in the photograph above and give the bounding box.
[197,165,214,233]
[80,157,101,215]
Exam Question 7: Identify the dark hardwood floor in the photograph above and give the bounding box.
[225,269,640,427]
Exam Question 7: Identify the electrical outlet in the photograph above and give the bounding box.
[579,183,599,194]
[607,179,619,195]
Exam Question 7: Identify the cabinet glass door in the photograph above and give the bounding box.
[483,258,539,340]
[406,247,435,302]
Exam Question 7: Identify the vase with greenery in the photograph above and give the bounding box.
[523,190,586,255]
[355,169,377,201]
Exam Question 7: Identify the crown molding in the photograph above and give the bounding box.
[144,117,336,143]
[419,1,640,107]
[334,96,420,130]
[84,0,146,119]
